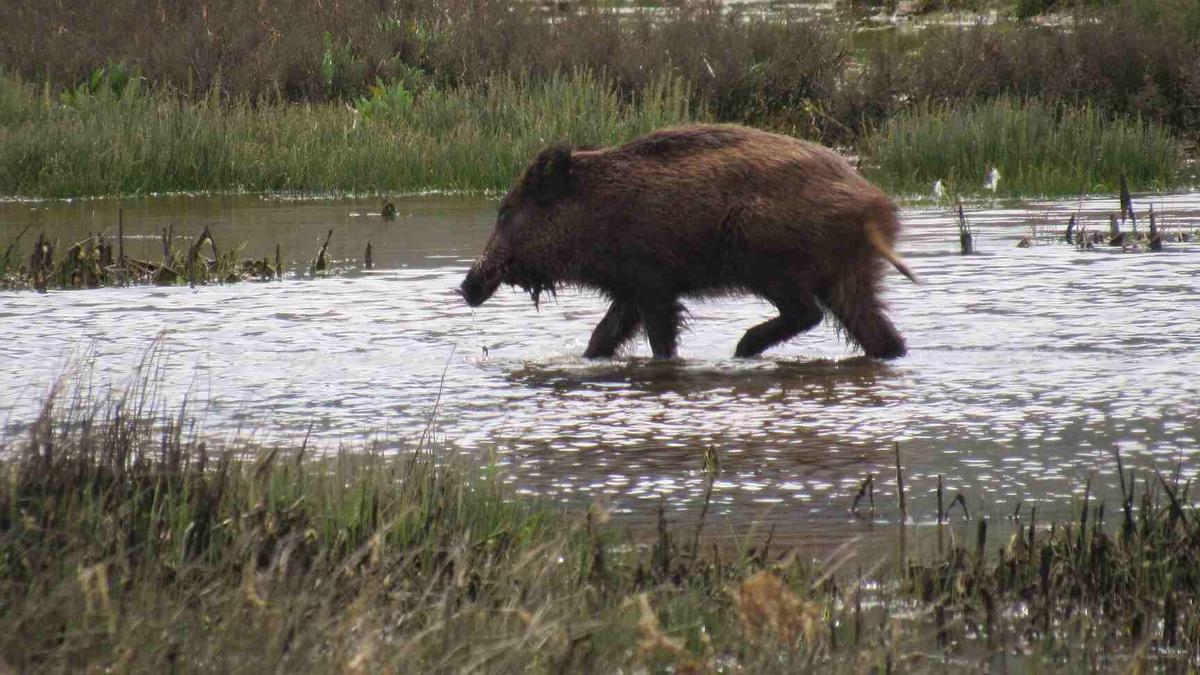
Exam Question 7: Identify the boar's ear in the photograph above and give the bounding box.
[526,145,572,205]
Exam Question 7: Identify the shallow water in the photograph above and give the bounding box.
[2,192,1199,549]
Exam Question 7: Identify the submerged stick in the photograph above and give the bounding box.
[976,518,988,560]
[937,475,944,525]
[365,242,373,270]
[956,203,974,255]
[1028,507,1036,557]
[161,225,172,264]
[851,473,874,517]
[30,232,52,292]
[1119,174,1136,231]
[117,207,126,286]
[187,225,213,287]
[894,442,907,522]
[1149,206,1163,252]
[275,244,282,282]
[312,229,334,275]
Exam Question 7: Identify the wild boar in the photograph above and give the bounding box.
[459,124,917,359]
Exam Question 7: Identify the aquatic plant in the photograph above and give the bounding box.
[0,220,289,291]
[355,78,415,123]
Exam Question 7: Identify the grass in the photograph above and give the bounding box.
[863,97,1184,198]
[4,354,1200,672]
[0,69,695,199]
[4,0,1200,200]
[8,0,1200,141]
[3,68,1192,202]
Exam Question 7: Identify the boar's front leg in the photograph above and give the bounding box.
[584,299,642,359]
[640,299,685,359]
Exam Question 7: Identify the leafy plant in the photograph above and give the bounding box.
[319,32,364,101]
[355,78,415,123]
[59,60,143,107]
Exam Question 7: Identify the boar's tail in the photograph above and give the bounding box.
[865,218,919,285]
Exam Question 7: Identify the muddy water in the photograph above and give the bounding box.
[2,193,1199,549]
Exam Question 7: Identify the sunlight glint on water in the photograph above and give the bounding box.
[2,192,1199,546]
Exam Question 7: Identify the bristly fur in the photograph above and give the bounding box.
[506,263,556,309]
[461,124,915,359]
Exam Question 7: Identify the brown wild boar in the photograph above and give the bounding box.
[459,124,917,359]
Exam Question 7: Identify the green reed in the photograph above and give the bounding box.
[862,97,1184,199]
[0,69,695,199]
[2,67,1194,201]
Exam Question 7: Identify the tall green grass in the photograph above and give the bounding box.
[862,97,1184,198]
[1,69,1191,200]
[0,70,695,199]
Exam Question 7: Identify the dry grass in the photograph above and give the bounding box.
[4,354,1200,671]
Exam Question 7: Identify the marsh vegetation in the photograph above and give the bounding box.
[4,364,1200,672]
[0,70,693,198]
[1,0,1197,199]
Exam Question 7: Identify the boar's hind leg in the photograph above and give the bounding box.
[734,302,823,358]
[640,299,685,359]
[584,300,642,359]
[820,289,906,359]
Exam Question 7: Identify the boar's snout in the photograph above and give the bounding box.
[459,263,502,307]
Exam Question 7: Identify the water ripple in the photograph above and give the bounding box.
[2,191,1200,544]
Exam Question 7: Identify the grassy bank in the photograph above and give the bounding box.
[0,68,1190,201]
[4,363,1200,671]
[864,98,1184,197]
[2,0,1199,200]
[0,70,693,199]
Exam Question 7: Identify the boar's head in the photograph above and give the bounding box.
[459,145,574,308]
